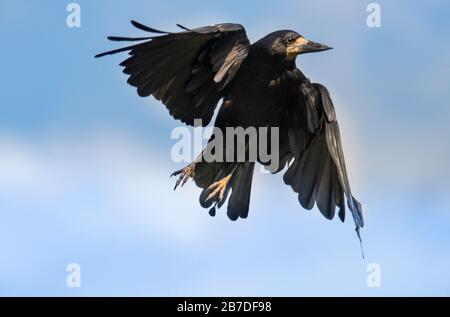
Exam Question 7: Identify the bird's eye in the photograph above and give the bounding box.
[285,37,295,45]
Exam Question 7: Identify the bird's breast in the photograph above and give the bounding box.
[226,67,297,127]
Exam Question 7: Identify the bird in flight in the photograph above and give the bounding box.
[96,21,364,239]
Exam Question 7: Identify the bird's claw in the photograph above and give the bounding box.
[206,175,232,203]
[172,164,196,190]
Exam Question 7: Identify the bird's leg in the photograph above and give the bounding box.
[202,165,239,208]
[171,164,195,190]
[171,163,196,190]
[171,154,202,190]
[206,174,233,203]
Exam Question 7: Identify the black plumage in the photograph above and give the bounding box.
[96,21,364,237]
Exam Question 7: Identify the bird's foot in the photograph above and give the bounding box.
[206,174,232,203]
[171,163,196,190]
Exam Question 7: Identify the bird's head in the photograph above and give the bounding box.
[257,30,333,62]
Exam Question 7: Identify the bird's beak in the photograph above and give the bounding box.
[288,37,333,58]
[300,39,333,54]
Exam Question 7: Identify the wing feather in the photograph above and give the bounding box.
[96,21,250,126]
[283,79,363,230]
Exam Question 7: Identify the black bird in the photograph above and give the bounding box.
[96,21,364,238]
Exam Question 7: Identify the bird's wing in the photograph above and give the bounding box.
[96,21,250,126]
[283,76,364,232]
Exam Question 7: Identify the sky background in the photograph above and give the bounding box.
[0,0,449,296]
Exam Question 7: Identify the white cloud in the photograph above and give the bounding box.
[0,132,216,246]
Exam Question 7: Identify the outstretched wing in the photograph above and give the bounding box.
[96,21,250,126]
[283,76,364,233]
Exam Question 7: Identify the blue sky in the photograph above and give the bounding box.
[0,0,449,296]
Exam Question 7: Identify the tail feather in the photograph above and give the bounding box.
[174,161,255,220]
[227,163,255,220]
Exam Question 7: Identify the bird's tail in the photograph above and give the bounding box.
[172,161,255,220]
